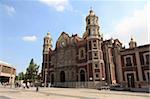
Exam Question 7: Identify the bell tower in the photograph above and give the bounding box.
[43,32,52,54]
[42,32,52,84]
[85,9,106,82]
[84,8,101,38]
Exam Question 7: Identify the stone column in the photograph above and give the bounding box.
[116,54,123,83]
[135,51,143,81]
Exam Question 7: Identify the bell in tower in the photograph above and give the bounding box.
[85,8,106,82]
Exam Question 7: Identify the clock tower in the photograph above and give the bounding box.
[84,9,106,82]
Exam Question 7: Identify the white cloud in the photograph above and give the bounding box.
[22,36,37,42]
[113,3,149,47]
[3,4,16,16]
[39,0,71,12]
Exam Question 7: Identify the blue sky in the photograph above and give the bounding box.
[0,0,149,74]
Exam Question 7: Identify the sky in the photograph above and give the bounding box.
[0,0,149,74]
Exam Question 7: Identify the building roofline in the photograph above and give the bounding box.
[0,60,15,69]
[120,44,150,52]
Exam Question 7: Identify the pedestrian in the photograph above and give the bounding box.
[22,83,25,89]
[36,84,39,92]
[27,82,30,89]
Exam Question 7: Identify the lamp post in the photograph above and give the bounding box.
[89,77,93,81]
[102,77,106,86]
[44,69,48,87]
[102,77,105,81]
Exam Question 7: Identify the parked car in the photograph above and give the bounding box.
[99,85,110,90]
[110,84,121,88]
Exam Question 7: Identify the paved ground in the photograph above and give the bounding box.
[0,86,149,99]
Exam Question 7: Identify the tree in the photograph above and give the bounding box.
[25,58,39,83]
[18,72,25,80]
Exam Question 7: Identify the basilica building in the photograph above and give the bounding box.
[41,9,150,88]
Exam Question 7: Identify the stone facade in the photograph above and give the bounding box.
[102,39,122,85]
[41,9,150,88]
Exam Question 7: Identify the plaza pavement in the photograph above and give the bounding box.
[0,86,149,99]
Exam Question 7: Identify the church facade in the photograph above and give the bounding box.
[41,9,150,88]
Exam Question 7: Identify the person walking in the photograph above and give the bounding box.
[36,84,39,92]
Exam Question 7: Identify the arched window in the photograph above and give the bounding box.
[80,50,84,58]
[51,74,54,84]
[60,71,65,82]
[80,70,85,82]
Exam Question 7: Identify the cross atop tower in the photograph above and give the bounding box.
[90,6,92,10]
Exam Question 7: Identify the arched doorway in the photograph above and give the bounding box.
[51,74,54,84]
[127,73,135,88]
[60,71,65,82]
[80,70,85,82]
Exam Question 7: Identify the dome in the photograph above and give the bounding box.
[47,32,50,35]
[89,9,95,16]
[45,31,51,38]
[130,37,135,42]
[131,37,133,41]
[47,32,50,37]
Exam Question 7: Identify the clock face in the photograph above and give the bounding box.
[60,41,66,47]
[62,41,65,46]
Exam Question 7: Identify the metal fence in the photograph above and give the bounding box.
[53,81,105,88]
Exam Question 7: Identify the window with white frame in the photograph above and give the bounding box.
[89,41,92,50]
[93,40,97,49]
[93,52,98,59]
[95,73,99,79]
[94,63,99,69]
[145,54,150,65]
[124,56,133,67]
[126,57,132,66]
[80,50,84,58]
[143,52,150,65]
[147,72,150,81]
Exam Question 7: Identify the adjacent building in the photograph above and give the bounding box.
[0,61,16,84]
[41,9,150,88]
[116,38,150,88]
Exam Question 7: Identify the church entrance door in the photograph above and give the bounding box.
[127,73,135,88]
[51,74,54,84]
[60,71,65,82]
[80,70,85,82]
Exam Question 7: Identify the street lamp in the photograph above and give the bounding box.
[44,69,48,87]
[89,77,93,81]
[102,77,105,81]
